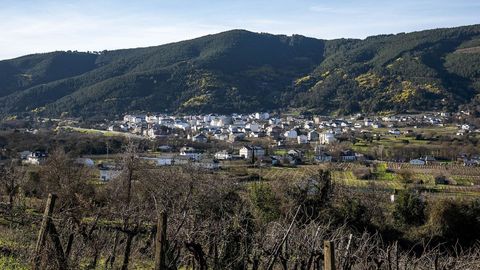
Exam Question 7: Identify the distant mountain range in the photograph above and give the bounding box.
[1,24,480,118]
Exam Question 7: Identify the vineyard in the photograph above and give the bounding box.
[251,163,480,197]
[1,149,480,269]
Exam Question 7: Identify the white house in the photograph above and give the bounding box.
[132,115,146,124]
[75,158,95,167]
[229,132,246,142]
[215,150,232,160]
[269,118,281,125]
[146,115,159,124]
[319,132,336,144]
[147,128,167,139]
[196,159,221,170]
[315,152,332,163]
[239,146,265,160]
[304,121,315,130]
[389,129,401,135]
[410,159,426,165]
[19,151,32,160]
[155,156,174,166]
[214,133,229,141]
[24,151,48,165]
[180,147,203,161]
[210,116,232,127]
[255,112,270,120]
[246,123,260,133]
[372,123,382,129]
[174,122,190,130]
[284,129,298,139]
[297,135,308,144]
[192,133,208,143]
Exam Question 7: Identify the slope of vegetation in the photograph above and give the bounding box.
[0,25,480,118]
[295,25,480,115]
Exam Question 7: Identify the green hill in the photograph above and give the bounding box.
[1,25,480,118]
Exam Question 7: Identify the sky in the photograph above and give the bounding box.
[1,0,479,60]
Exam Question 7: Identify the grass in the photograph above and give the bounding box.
[0,256,28,270]
[451,176,475,186]
[375,163,397,181]
[0,230,29,270]
[273,149,287,156]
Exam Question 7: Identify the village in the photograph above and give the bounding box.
[8,108,479,188]
[6,110,471,181]
[115,111,478,161]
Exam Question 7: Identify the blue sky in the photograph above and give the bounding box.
[1,0,479,60]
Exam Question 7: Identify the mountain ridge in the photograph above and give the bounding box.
[1,25,480,118]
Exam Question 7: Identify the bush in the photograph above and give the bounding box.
[353,167,373,180]
[397,169,414,184]
[434,174,449,185]
[248,183,281,223]
[393,190,426,226]
[339,198,370,230]
[427,199,480,247]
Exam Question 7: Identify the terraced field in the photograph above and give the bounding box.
[248,163,480,197]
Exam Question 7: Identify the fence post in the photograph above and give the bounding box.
[48,222,68,270]
[324,240,335,270]
[155,211,168,270]
[32,193,57,270]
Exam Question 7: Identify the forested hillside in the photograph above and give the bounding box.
[1,25,480,118]
[294,24,480,115]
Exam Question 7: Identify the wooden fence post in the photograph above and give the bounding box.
[65,233,74,259]
[48,222,68,270]
[155,212,168,270]
[121,231,135,270]
[324,240,335,270]
[32,193,57,270]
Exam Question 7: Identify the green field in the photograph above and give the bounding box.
[244,163,480,197]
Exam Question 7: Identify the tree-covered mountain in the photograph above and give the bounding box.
[1,25,480,118]
[294,24,480,115]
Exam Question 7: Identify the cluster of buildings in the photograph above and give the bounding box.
[13,111,479,182]
[116,111,479,144]
[119,112,342,145]
[108,111,479,166]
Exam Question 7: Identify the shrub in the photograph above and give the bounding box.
[397,169,414,184]
[339,198,370,230]
[248,183,281,223]
[353,167,373,180]
[393,190,426,226]
[426,199,480,247]
[434,174,449,185]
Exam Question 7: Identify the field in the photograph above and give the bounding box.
[244,162,480,198]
